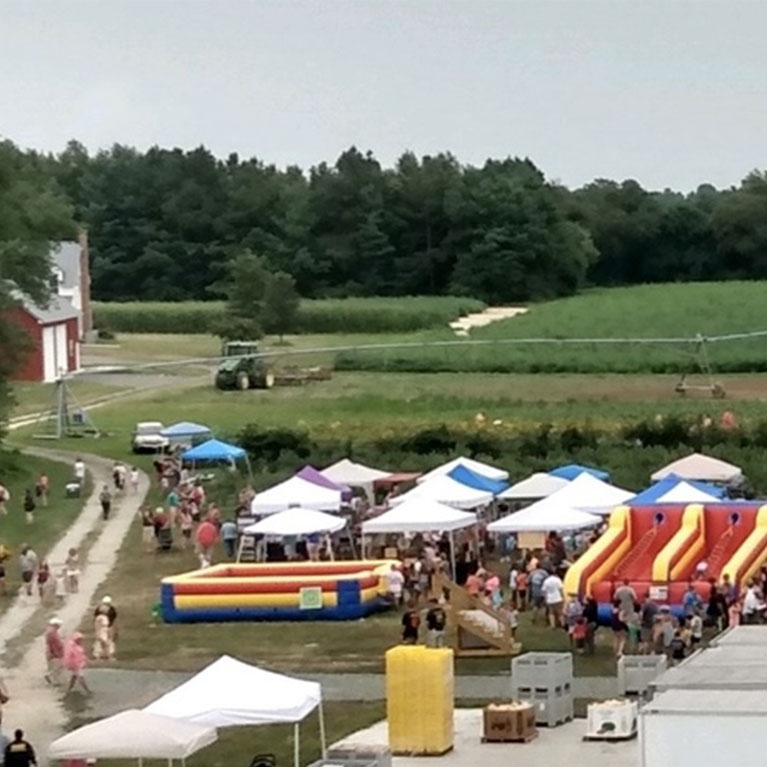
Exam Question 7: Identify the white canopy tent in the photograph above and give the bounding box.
[251,476,342,515]
[499,472,570,501]
[417,456,509,484]
[543,471,633,515]
[654,481,722,504]
[244,508,347,537]
[48,709,217,764]
[651,453,744,484]
[321,458,390,500]
[362,499,476,575]
[488,498,602,533]
[145,656,324,767]
[240,508,347,561]
[390,474,493,510]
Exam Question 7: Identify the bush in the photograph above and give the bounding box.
[92,296,486,335]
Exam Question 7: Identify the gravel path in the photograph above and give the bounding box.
[80,668,619,719]
[0,446,149,765]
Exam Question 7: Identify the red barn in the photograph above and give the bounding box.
[7,295,81,382]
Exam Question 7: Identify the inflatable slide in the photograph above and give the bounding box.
[564,503,767,617]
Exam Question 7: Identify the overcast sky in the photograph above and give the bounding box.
[2,1,766,191]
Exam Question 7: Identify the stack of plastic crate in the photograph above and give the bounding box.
[385,645,454,754]
[510,651,574,727]
[617,654,667,697]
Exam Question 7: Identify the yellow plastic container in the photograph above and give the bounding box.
[385,645,454,754]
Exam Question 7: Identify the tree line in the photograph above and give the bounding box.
[6,139,767,307]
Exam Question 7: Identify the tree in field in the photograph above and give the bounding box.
[0,140,76,434]
[213,251,271,339]
[263,271,300,342]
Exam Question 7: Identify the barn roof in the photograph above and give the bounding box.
[10,290,80,324]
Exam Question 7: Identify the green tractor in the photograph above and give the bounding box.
[215,342,275,391]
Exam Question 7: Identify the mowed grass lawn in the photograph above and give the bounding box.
[84,517,617,677]
[0,453,86,604]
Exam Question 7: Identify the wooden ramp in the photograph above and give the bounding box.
[433,572,520,657]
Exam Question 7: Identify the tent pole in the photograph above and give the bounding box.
[328,535,335,561]
[449,530,457,582]
[294,722,300,767]
[245,454,254,482]
[319,698,328,758]
[236,534,245,563]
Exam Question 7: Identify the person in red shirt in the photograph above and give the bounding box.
[44,617,64,685]
[196,520,218,567]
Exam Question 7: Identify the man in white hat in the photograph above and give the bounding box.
[44,617,64,685]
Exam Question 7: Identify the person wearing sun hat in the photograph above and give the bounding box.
[44,617,64,685]
[94,596,118,656]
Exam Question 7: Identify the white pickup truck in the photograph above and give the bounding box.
[131,421,170,454]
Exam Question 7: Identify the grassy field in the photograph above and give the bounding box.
[81,517,618,677]
[14,370,767,454]
[0,453,87,602]
[10,379,129,418]
[93,296,486,334]
[336,282,767,373]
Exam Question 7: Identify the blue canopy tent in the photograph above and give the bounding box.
[161,421,212,441]
[549,464,611,482]
[628,474,727,505]
[448,465,509,495]
[181,438,252,478]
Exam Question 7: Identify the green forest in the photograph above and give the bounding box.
[4,139,767,304]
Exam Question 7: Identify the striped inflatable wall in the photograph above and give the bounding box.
[161,560,398,622]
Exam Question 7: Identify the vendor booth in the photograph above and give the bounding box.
[651,452,744,485]
[542,471,632,514]
[549,463,611,482]
[145,655,324,767]
[417,456,509,484]
[447,464,509,494]
[499,472,569,503]
[240,508,347,561]
[181,438,252,478]
[488,498,602,533]
[321,458,391,501]
[48,709,217,765]
[628,474,727,504]
[161,421,213,444]
[389,473,493,510]
[362,498,476,575]
[251,476,342,514]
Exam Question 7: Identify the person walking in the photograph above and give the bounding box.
[62,632,91,695]
[73,457,85,486]
[129,466,140,494]
[425,598,447,647]
[18,546,37,597]
[93,612,115,661]
[22,490,35,525]
[99,485,112,520]
[44,617,64,685]
[0,483,8,516]
[35,473,48,508]
[220,518,239,559]
[3,730,36,767]
[94,595,118,655]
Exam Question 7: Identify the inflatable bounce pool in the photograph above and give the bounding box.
[160,560,397,622]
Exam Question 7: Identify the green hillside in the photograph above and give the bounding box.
[337,282,767,374]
